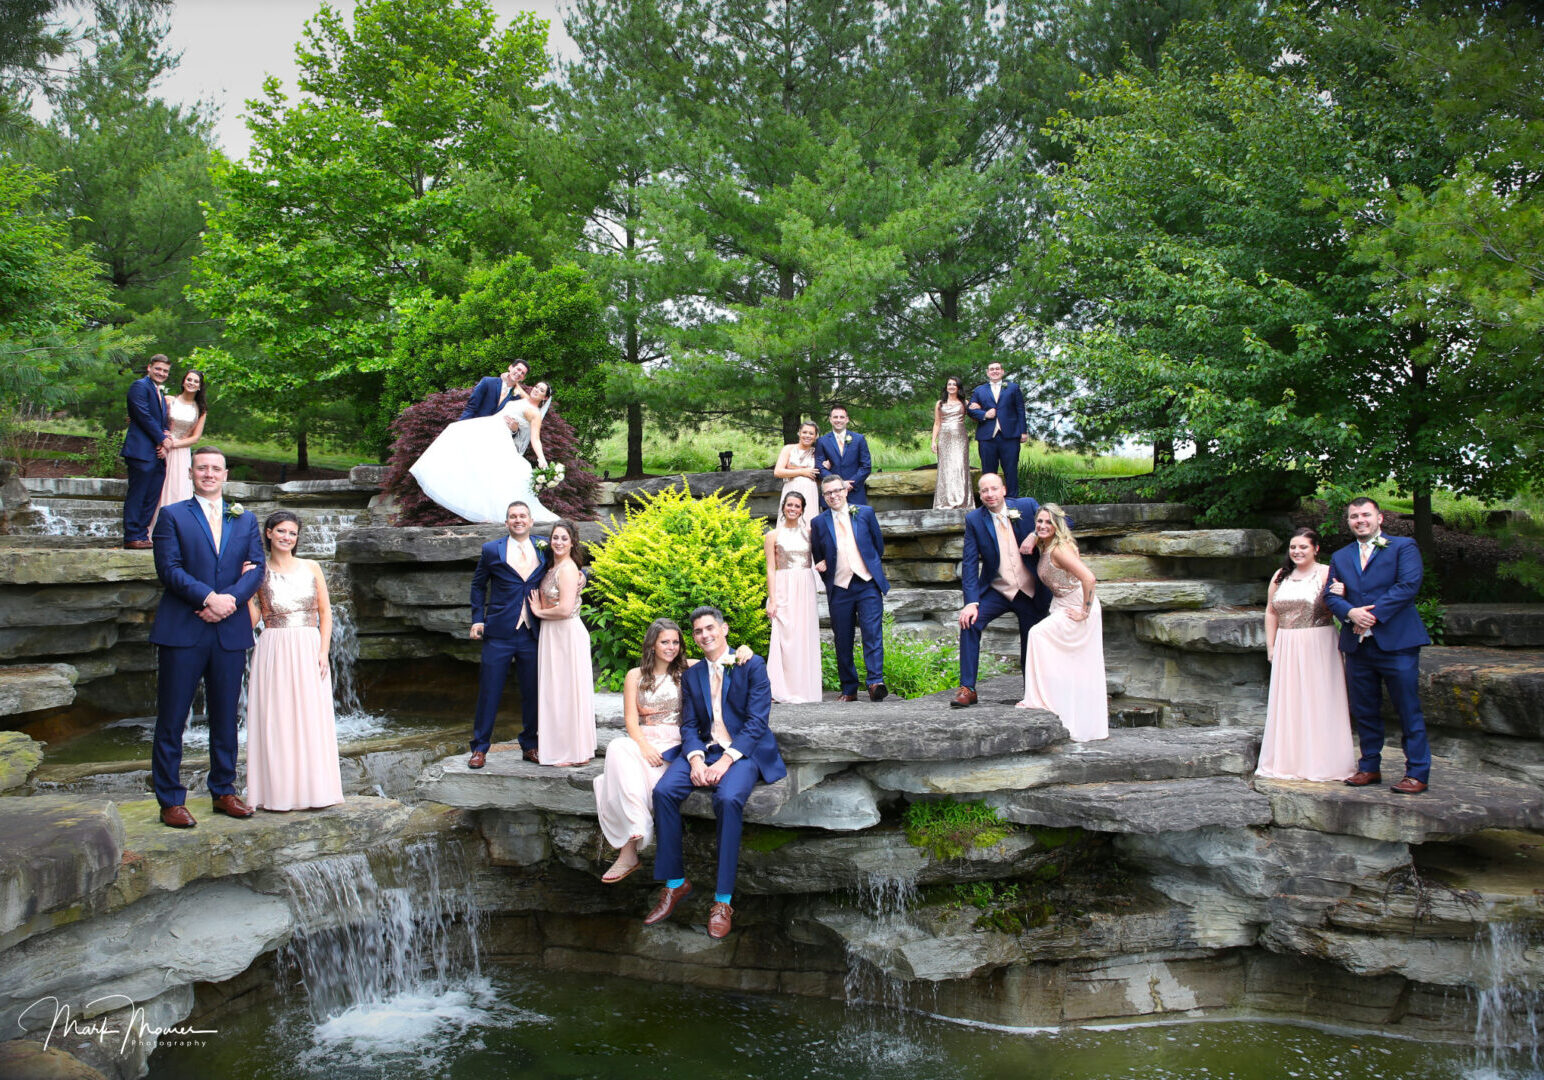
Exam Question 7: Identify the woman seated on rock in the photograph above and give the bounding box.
[593,621,753,883]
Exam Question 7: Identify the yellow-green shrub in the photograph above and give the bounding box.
[587,483,770,662]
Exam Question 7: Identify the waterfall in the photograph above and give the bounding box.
[328,573,363,717]
[1472,921,1543,1077]
[835,870,939,1065]
[277,842,484,1025]
[298,510,358,559]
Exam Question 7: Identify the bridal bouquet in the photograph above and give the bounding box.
[533,462,566,492]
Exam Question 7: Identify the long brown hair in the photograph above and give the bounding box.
[1272,527,1321,586]
[638,618,688,695]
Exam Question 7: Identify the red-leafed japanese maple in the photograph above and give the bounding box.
[382,389,600,525]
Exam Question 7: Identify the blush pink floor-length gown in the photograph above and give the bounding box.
[245,565,345,811]
[152,396,200,530]
[1256,566,1357,781]
[768,524,822,703]
[1019,548,1108,743]
[536,568,597,765]
[593,674,682,850]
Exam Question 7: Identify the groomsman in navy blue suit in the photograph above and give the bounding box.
[814,405,872,505]
[810,474,889,700]
[121,354,173,548]
[646,606,786,939]
[951,472,1049,707]
[967,361,1029,498]
[148,446,265,827]
[468,500,546,768]
[459,360,529,420]
[1324,497,1432,794]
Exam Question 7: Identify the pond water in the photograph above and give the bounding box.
[148,967,1526,1080]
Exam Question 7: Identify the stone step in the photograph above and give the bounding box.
[1255,752,1544,844]
[0,666,76,722]
[0,794,124,951]
[0,548,160,586]
[999,776,1273,834]
[1420,646,1544,739]
[859,727,1259,796]
[1113,529,1281,559]
[1441,604,1544,648]
[1135,610,1264,652]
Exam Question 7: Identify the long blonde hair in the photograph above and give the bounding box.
[1037,502,1077,554]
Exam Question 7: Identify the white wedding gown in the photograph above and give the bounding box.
[409,402,556,524]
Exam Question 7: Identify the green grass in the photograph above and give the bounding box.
[902,798,1015,861]
[590,418,1151,481]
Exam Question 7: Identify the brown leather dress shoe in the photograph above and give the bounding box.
[1343,771,1382,787]
[522,747,540,764]
[211,794,254,818]
[951,686,977,708]
[835,694,858,703]
[1390,776,1428,794]
[643,880,693,925]
[708,901,734,939]
[867,682,889,702]
[124,539,153,550]
[468,751,486,769]
[160,805,197,828]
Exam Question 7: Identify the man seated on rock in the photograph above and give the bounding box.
[644,606,786,939]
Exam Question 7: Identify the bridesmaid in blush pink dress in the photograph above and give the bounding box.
[153,369,208,529]
[244,511,344,811]
[773,421,821,517]
[531,520,596,766]
[594,618,688,882]
[764,491,822,703]
[1257,527,1357,781]
[1014,503,1108,742]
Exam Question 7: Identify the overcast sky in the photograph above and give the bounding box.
[151,0,576,160]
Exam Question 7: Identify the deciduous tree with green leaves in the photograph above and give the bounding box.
[188,0,551,464]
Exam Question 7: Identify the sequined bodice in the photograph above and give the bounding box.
[636,675,681,726]
[773,525,812,569]
[258,565,319,629]
[939,400,966,426]
[1272,566,1333,629]
[1037,549,1084,600]
[167,396,200,439]
[540,563,582,614]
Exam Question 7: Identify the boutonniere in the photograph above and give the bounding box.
[1006,508,1021,521]
[1372,536,1388,550]
[838,432,850,446]
[225,503,244,519]
[720,650,740,667]
[533,538,549,550]
[846,504,859,517]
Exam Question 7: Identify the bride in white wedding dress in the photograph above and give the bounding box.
[410,381,558,524]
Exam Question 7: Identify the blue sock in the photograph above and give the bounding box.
[715,892,732,904]
[667,877,685,889]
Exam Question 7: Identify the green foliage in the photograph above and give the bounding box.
[820,614,999,699]
[1018,460,1079,508]
[582,602,633,693]
[189,0,552,457]
[75,427,126,479]
[903,798,1013,861]
[740,826,800,853]
[1417,578,1446,646]
[586,484,770,661]
[383,256,615,452]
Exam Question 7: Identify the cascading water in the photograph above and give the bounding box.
[1471,921,1543,1079]
[836,871,939,1065]
[275,840,507,1069]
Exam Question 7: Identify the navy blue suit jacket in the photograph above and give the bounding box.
[961,498,1049,611]
[122,376,168,463]
[678,655,787,784]
[1324,535,1431,653]
[149,499,265,651]
[459,377,522,421]
[814,431,871,501]
[809,505,890,595]
[470,535,547,638]
[967,382,1027,441]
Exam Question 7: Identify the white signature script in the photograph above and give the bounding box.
[18,995,218,1055]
